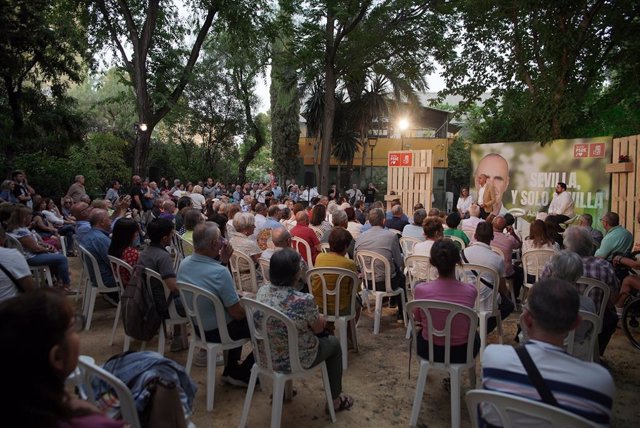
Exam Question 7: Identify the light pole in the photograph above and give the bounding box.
[368,137,378,183]
[398,117,409,150]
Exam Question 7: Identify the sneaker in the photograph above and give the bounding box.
[221,375,249,388]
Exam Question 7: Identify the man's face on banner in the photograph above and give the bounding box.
[475,153,510,209]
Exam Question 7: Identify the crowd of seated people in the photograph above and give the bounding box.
[0,170,631,427]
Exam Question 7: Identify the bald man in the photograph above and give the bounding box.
[475,153,510,217]
[490,215,523,301]
[71,202,93,241]
[290,211,321,265]
[80,209,118,302]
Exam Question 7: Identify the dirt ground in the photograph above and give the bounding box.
[71,257,640,427]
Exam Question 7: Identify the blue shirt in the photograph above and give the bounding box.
[177,254,239,331]
[260,217,284,232]
[79,228,114,286]
[75,220,91,242]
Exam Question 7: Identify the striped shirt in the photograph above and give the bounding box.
[481,341,615,426]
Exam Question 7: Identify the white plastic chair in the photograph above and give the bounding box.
[355,250,407,334]
[258,257,271,282]
[566,310,601,362]
[446,235,467,250]
[180,235,194,257]
[78,245,119,331]
[291,236,314,268]
[458,263,503,360]
[400,236,421,257]
[576,276,611,321]
[77,357,142,428]
[171,231,185,271]
[522,249,556,290]
[305,267,360,369]
[465,389,599,428]
[229,250,259,295]
[107,256,135,350]
[405,255,438,292]
[5,234,54,287]
[144,268,189,356]
[310,225,324,240]
[177,281,250,411]
[491,246,516,306]
[320,242,331,253]
[407,300,478,428]
[239,298,336,428]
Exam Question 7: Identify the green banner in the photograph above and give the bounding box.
[470,137,612,226]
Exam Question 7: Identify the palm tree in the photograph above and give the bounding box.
[302,79,325,186]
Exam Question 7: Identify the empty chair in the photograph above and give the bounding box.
[465,389,598,428]
[458,263,503,360]
[239,298,337,428]
[78,357,142,428]
[407,300,478,428]
[229,250,259,295]
[144,268,189,355]
[356,250,408,334]
[306,267,360,369]
[177,281,249,411]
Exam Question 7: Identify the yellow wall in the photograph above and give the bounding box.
[298,137,453,167]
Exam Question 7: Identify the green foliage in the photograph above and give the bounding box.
[13,153,74,198]
[440,0,640,142]
[270,5,301,182]
[67,133,130,195]
[446,137,472,191]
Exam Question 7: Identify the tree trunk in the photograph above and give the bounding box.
[313,136,320,187]
[319,13,337,196]
[3,75,22,167]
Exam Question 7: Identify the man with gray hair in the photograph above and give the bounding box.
[579,213,603,247]
[354,208,406,320]
[481,278,615,426]
[595,211,632,260]
[177,222,254,384]
[402,208,427,240]
[543,226,619,358]
[66,175,88,203]
[386,204,409,232]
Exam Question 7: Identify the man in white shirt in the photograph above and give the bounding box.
[547,182,575,223]
[345,183,362,204]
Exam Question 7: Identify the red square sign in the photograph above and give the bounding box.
[589,143,605,158]
[574,143,589,158]
[388,152,412,167]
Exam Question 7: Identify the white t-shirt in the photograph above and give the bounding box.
[0,248,31,303]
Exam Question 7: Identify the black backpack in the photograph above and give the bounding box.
[121,265,164,341]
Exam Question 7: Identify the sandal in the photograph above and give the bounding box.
[333,394,354,412]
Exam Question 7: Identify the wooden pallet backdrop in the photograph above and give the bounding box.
[385,150,433,216]
[609,134,639,238]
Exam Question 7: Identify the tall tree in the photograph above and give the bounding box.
[296,0,446,194]
[270,1,301,184]
[0,0,88,166]
[440,0,640,142]
[90,0,266,175]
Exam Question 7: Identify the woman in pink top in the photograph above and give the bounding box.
[413,239,480,363]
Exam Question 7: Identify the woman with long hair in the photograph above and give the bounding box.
[523,220,559,253]
[0,289,126,427]
[6,206,72,293]
[310,203,331,238]
[108,218,140,284]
